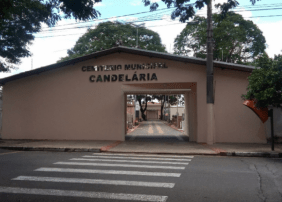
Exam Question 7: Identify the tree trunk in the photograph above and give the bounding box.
[138,96,148,121]
[160,98,164,120]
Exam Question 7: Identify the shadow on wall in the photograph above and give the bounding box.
[266,107,282,142]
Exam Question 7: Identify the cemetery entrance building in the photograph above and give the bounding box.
[0,46,267,144]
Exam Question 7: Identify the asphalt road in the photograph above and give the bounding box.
[0,149,281,202]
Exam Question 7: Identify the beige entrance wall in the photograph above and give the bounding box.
[1,52,266,143]
[147,110,158,120]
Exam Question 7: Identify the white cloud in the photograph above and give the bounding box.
[111,16,138,23]
[141,14,187,54]
[130,0,160,6]
[130,0,141,6]
[257,20,282,57]
[94,2,105,7]
[0,19,92,79]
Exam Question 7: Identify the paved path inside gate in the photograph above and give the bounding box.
[125,120,189,142]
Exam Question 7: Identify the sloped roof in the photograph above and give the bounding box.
[0,46,255,85]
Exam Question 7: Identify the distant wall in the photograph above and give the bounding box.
[266,107,282,139]
[169,107,185,120]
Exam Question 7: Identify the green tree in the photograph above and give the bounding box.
[0,0,101,72]
[136,94,183,121]
[152,95,183,120]
[173,12,266,63]
[242,53,282,108]
[137,95,152,121]
[58,21,166,62]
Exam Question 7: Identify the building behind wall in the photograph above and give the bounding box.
[0,46,268,144]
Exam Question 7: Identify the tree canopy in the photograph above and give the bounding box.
[242,53,282,108]
[0,0,263,72]
[135,94,183,121]
[0,0,101,72]
[152,95,184,120]
[58,21,166,62]
[173,12,266,63]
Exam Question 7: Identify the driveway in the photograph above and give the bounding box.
[126,120,188,142]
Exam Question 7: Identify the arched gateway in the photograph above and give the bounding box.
[0,46,267,144]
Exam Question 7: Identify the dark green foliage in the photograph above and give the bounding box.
[0,0,101,72]
[242,53,282,108]
[58,21,166,62]
[173,12,266,63]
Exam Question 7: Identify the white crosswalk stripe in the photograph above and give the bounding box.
[83,155,191,161]
[12,176,175,188]
[70,158,189,165]
[4,153,194,201]
[35,167,182,177]
[92,153,194,158]
[0,187,168,202]
[54,161,186,170]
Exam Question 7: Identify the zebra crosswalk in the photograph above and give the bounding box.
[0,153,194,201]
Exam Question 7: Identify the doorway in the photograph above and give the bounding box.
[123,86,196,143]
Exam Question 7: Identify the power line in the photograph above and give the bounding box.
[38,9,172,33]
[39,3,282,30]
[248,14,282,18]
[36,6,282,35]
[36,12,282,38]
[39,6,177,30]
[34,1,282,38]
[35,13,282,39]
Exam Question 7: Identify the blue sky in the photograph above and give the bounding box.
[1,0,282,79]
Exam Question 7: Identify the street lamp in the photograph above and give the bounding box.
[129,23,145,48]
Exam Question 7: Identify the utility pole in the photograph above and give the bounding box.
[206,0,215,145]
[136,27,138,47]
[177,95,179,128]
[132,23,145,48]
[221,49,223,61]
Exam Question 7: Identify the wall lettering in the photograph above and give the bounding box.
[83,63,165,83]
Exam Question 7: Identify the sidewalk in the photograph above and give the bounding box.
[0,139,281,157]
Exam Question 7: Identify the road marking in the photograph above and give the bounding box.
[156,126,164,134]
[54,162,185,170]
[70,158,189,165]
[35,167,181,177]
[84,155,191,161]
[148,125,154,134]
[12,176,175,188]
[0,187,168,202]
[0,151,22,156]
[93,153,194,158]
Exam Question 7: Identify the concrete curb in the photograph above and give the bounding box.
[101,150,282,158]
[102,151,219,156]
[127,123,141,134]
[219,151,281,158]
[0,146,101,153]
[0,146,281,158]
